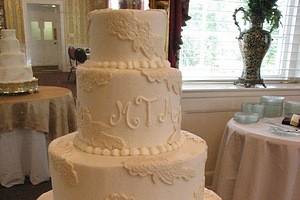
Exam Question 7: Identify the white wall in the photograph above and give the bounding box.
[181,83,300,186]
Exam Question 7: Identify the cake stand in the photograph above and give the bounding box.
[37,188,222,200]
[0,78,38,95]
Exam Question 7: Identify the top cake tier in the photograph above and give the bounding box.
[88,9,168,63]
[0,29,21,53]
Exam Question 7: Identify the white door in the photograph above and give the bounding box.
[28,4,60,67]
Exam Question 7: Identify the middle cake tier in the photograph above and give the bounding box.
[76,63,182,153]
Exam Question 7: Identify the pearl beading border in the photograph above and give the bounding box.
[82,58,170,70]
[73,134,186,157]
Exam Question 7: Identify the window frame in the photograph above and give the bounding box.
[179,0,300,82]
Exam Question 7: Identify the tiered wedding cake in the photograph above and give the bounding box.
[38,9,221,200]
[0,29,38,94]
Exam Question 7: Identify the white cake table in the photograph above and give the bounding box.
[38,188,222,200]
[213,118,300,200]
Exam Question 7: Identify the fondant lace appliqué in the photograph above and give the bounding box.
[77,104,127,150]
[123,157,196,185]
[106,11,161,59]
[50,141,78,186]
[105,193,136,200]
[141,69,182,95]
[77,68,114,92]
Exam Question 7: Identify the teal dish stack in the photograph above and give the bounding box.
[284,101,300,118]
[241,103,265,119]
[234,112,260,124]
[260,96,285,118]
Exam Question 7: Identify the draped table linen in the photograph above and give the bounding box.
[0,86,77,187]
[212,118,300,200]
[0,129,49,187]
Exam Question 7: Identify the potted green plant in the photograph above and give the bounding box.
[233,0,282,87]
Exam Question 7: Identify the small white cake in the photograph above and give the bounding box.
[0,29,37,94]
[0,29,34,83]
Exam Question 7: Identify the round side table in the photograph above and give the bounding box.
[213,118,300,200]
[0,86,77,187]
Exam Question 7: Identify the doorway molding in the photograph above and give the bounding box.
[22,0,67,71]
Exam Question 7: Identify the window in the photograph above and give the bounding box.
[179,0,300,81]
[30,21,41,40]
[44,21,54,40]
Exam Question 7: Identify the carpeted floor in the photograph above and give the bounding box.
[0,70,76,200]
[0,178,52,200]
[34,71,77,96]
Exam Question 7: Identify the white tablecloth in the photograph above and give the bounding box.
[0,129,49,188]
[212,118,300,200]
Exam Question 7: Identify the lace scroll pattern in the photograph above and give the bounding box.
[106,11,162,59]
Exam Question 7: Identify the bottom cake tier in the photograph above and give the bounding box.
[38,188,222,200]
[47,131,210,200]
[0,66,33,83]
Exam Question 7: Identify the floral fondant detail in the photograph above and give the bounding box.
[50,141,78,186]
[141,69,182,96]
[106,11,161,59]
[105,193,135,200]
[77,68,114,92]
[77,104,127,150]
[123,158,196,185]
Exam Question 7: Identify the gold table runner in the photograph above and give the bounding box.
[0,86,77,140]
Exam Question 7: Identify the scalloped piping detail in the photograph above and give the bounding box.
[181,131,205,144]
[81,59,170,70]
[73,133,186,157]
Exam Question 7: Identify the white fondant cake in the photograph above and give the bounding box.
[0,29,34,83]
[40,9,221,200]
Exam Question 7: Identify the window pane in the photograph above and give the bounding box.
[110,0,119,9]
[179,0,300,81]
[44,21,54,40]
[30,21,41,40]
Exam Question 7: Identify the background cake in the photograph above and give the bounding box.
[0,29,37,94]
[38,9,221,200]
